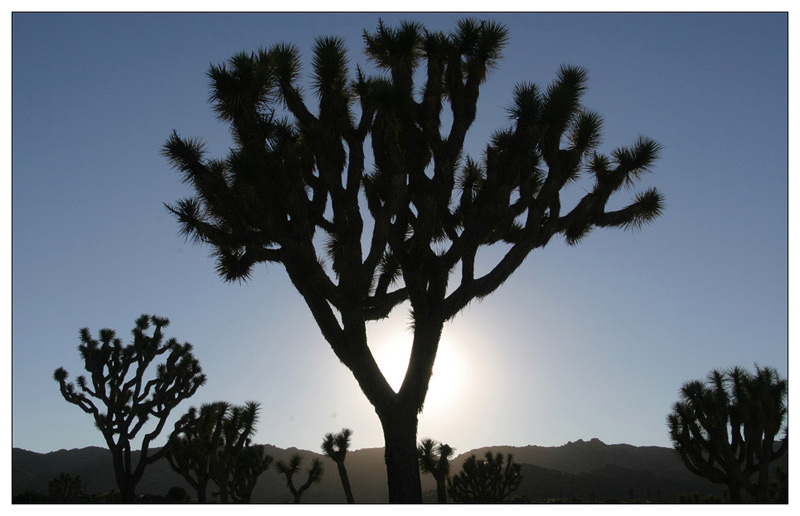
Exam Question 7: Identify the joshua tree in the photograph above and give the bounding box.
[667,365,787,503]
[163,18,664,502]
[418,438,454,503]
[165,401,228,503]
[53,314,205,503]
[229,443,273,503]
[209,402,261,503]
[48,473,85,503]
[448,451,521,503]
[276,453,324,503]
[167,401,266,503]
[322,428,355,503]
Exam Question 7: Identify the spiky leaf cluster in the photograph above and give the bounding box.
[321,427,353,464]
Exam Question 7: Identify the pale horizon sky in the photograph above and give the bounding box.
[10,11,789,457]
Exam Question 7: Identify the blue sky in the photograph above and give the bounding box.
[10,12,788,456]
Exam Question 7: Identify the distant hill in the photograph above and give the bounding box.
[13,438,785,503]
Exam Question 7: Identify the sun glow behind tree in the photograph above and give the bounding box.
[370,324,469,407]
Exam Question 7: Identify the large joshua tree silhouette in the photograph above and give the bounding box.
[53,315,205,502]
[322,428,355,503]
[276,453,324,503]
[667,366,787,503]
[163,18,664,502]
[418,438,454,503]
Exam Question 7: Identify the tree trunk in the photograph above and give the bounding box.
[436,477,447,503]
[754,460,771,502]
[337,461,355,503]
[119,479,137,503]
[380,407,423,503]
[727,483,742,503]
[196,479,208,503]
[110,447,137,503]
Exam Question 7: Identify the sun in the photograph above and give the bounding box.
[426,337,467,410]
[370,329,467,409]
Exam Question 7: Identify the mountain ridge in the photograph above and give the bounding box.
[15,438,767,503]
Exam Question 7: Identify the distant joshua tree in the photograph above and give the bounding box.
[165,401,228,503]
[667,365,788,503]
[48,473,85,503]
[448,451,521,503]
[167,401,272,503]
[53,314,205,503]
[229,443,273,503]
[167,401,269,503]
[418,438,455,503]
[322,428,355,503]
[276,453,324,503]
[208,402,262,503]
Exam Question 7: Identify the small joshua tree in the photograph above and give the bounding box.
[53,314,205,503]
[418,438,455,503]
[322,428,355,503]
[448,451,521,503]
[276,453,324,503]
[48,473,85,503]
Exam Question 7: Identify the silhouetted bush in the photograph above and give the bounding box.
[12,490,49,503]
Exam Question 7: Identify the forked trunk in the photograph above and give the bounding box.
[380,407,423,503]
[110,446,138,503]
[114,472,137,503]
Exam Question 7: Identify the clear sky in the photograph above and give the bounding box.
[11,11,788,456]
